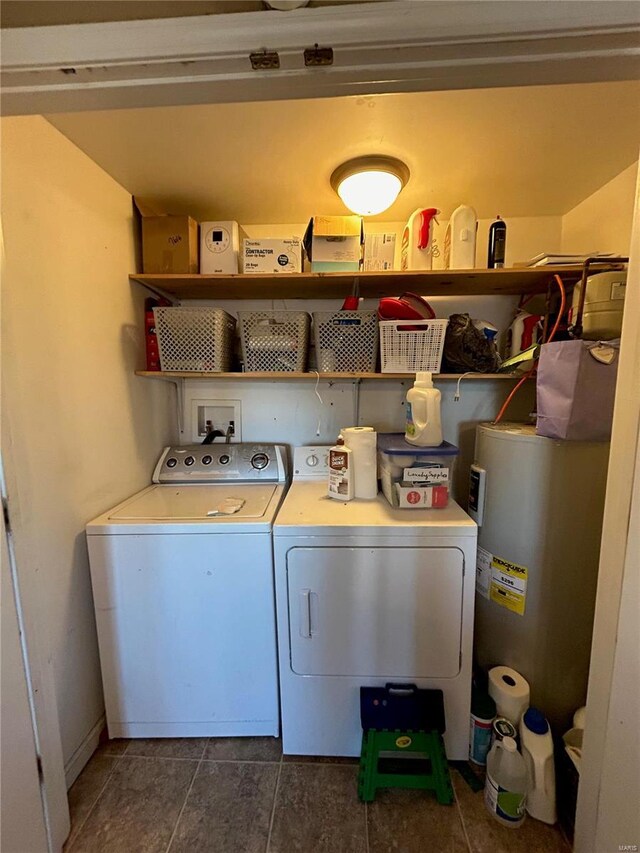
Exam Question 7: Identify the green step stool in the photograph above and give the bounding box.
[357,683,453,805]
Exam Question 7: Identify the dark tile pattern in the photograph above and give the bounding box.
[65,754,120,849]
[452,768,571,853]
[94,738,129,757]
[68,756,198,853]
[283,753,359,765]
[368,788,469,853]
[64,739,575,853]
[125,737,208,760]
[205,735,282,762]
[269,763,367,853]
[169,760,279,852]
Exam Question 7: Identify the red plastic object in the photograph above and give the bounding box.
[378,292,436,321]
[341,295,360,310]
[417,208,439,250]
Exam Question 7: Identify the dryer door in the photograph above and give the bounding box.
[287,546,464,679]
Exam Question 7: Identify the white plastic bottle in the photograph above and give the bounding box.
[401,208,440,270]
[485,736,528,828]
[519,707,557,824]
[328,436,354,501]
[405,373,443,447]
[444,205,477,270]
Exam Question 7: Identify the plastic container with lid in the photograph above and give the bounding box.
[520,707,557,824]
[485,736,528,827]
[377,433,458,509]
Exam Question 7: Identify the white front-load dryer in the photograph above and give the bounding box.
[86,443,287,739]
[273,446,477,760]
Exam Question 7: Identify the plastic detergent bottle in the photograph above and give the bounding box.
[405,372,443,447]
[519,707,557,824]
[485,736,527,827]
[401,208,440,270]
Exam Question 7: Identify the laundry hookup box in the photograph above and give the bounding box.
[377,434,459,508]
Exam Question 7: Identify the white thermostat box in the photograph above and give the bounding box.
[242,238,302,274]
[200,221,244,273]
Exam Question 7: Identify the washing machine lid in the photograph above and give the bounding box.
[273,481,476,536]
[109,484,278,521]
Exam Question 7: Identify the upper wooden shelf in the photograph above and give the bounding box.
[135,370,528,381]
[129,266,585,301]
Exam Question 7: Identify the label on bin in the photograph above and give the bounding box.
[404,466,449,484]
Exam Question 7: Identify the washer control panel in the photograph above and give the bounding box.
[292,445,331,480]
[153,444,287,483]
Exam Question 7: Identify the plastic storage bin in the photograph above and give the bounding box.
[379,319,448,373]
[238,311,310,372]
[153,306,236,372]
[377,433,459,508]
[313,311,378,372]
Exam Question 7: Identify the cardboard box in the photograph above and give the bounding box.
[141,215,198,274]
[364,232,396,271]
[200,221,245,274]
[242,238,302,274]
[303,215,364,272]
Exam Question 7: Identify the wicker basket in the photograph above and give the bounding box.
[379,319,449,373]
[313,311,379,373]
[153,306,236,372]
[238,311,310,372]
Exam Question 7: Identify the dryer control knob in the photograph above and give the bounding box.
[306,454,319,467]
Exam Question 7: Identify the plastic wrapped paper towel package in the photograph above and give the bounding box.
[342,427,378,500]
[377,434,459,508]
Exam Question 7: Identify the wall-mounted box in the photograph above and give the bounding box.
[303,215,364,272]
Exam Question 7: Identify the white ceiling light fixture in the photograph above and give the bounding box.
[330,156,410,216]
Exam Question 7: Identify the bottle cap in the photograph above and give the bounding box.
[336,437,345,446]
[415,372,433,387]
[502,736,517,752]
[523,707,549,735]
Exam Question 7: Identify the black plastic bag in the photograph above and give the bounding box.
[442,313,500,373]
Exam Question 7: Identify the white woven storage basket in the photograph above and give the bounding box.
[238,311,310,372]
[313,311,379,373]
[153,306,236,372]
[379,319,449,373]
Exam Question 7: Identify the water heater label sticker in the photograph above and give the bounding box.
[489,555,528,616]
[476,547,492,599]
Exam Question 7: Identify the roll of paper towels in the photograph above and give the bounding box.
[488,666,530,724]
[342,427,377,499]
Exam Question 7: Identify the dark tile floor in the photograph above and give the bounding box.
[64,738,572,853]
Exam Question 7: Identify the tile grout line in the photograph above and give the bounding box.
[265,751,284,853]
[65,754,124,852]
[163,741,207,853]
[451,774,474,853]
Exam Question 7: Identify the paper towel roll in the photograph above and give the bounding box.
[488,666,530,724]
[342,427,378,499]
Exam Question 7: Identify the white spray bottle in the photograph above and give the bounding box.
[405,372,443,447]
[401,208,440,270]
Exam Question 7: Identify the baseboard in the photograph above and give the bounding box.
[64,715,105,789]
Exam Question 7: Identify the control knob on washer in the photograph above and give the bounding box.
[306,455,319,467]
[251,452,269,470]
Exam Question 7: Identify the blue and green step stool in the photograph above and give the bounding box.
[358,683,453,805]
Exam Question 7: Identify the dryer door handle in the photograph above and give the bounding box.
[299,589,311,638]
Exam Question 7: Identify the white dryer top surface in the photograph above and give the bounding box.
[273,481,476,537]
[87,483,285,535]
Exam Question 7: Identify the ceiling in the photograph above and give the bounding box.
[0,1,370,28]
[47,81,640,223]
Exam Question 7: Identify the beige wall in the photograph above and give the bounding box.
[562,161,638,256]
[1,116,175,779]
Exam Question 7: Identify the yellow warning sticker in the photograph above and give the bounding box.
[395,736,412,748]
[489,555,528,616]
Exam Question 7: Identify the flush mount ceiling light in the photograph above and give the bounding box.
[330,156,410,216]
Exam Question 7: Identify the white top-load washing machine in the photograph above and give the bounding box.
[86,443,287,739]
[273,446,477,760]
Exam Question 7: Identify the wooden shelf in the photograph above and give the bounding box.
[130,266,584,301]
[136,371,528,381]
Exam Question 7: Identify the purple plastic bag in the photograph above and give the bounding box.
[536,340,619,441]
